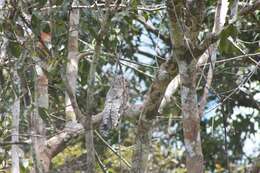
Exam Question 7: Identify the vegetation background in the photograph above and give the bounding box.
[0,0,259,172]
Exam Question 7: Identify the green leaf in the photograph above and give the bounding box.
[38,107,51,123]
[8,42,21,58]
[220,24,238,39]
[31,13,42,35]
[131,0,138,10]
[143,12,150,21]
[219,37,241,55]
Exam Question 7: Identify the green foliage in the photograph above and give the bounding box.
[0,0,259,172]
[31,13,42,35]
[7,42,21,58]
[219,25,240,55]
[52,143,85,167]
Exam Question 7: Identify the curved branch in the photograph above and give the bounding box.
[46,103,142,159]
[135,16,171,45]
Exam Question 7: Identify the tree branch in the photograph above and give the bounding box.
[197,0,260,57]
[62,73,85,124]
[46,96,142,159]
[199,0,229,117]
[239,0,260,16]
[135,16,171,44]
[160,0,260,115]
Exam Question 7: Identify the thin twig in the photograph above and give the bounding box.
[205,61,260,114]
[0,141,30,146]
[120,61,154,78]
[199,52,260,66]
[95,150,109,173]
[94,130,131,168]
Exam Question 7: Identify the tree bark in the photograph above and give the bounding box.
[11,55,21,173]
[131,119,152,173]
[166,0,205,172]
[178,58,204,173]
[131,59,177,173]
[199,0,229,116]
[31,65,49,173]
[65,0,80,122]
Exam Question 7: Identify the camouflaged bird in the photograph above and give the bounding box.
[100,75,129,136]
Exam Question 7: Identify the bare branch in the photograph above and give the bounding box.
[135,16,171,44]
[158,74,180,113]
[46,101,142,159]
[62,73,85,124]
[199,0,229,117]
[239,0,260,16]
[160,0,260,116]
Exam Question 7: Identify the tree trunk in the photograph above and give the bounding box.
[131,59,177,173]
[177,58,204,173]
[11,63,21,173]
[131,119,152,173]
[166,0,205,172]
[84,121,95,173]
[65,0,80,122]
[31,65,49,173]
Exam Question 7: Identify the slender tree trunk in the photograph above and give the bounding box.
[83,1,115,171]
[131,60,177,173]
[199,0,229,116]
[131,119,152,173]
[84,120,95,173]
[166,0,205,172]
[65,0,79,122]
[31,64,49,173]
[84,29,99,173]
[66,1,96,172]
[11,58,21,173]
[177,58,204,173]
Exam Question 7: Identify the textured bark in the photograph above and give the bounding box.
[45,103,142,159]
[131,59,177,173]
[84,124,95,173]
[161,0,257,115]
[31,65,49,173]
[178,58,204,173]
[11,63,21,173]
[166,0,204,172]
[65,0,79,122]
[131,119,152,173]
[47,122,83,158]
